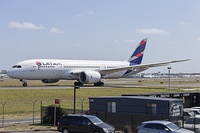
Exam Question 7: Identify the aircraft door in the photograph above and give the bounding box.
[29,63,37,72]
[100,64,107,69]
[54,65,63,78]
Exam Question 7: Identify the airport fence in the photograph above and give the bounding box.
[41,106,89,125]
[41,106,184,133]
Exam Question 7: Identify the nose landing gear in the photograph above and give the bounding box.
[20,79,27,87]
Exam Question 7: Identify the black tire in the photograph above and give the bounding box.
[94,82,104,86]
[62,128,70,133]
[100,82,104,86]
[23,83,27,87]
[93,131,100,133]
[74,82,83,86]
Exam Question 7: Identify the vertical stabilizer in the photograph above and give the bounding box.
[128,38,147,66]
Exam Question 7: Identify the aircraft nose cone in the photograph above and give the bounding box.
[7,69,13,77]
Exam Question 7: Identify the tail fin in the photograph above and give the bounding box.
[128,38,147,65]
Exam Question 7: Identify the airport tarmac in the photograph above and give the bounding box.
[1,78,200,90]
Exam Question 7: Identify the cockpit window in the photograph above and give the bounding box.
[12,65,22,68]
[12,65,17,68]
[17,65,22,68]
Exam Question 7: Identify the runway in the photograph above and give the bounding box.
[1,78,200,90]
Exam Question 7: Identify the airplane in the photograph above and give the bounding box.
[0,74,8,78]
[7,38,189,87]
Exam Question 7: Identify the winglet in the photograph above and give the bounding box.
[128,38,147,65]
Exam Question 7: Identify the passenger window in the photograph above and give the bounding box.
[157,124,166,130]
[144,123,157,129]
[71,117,81,124]
[61,116,71,123]
[82,118,91,125]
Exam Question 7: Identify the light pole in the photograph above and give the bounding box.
[32,100,37,125]
[1,102,6,127]
[74,86,80,114]
[167,67,171,94]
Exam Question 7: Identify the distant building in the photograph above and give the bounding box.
[0,70,7,74]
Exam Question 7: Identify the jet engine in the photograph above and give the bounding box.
[79,70,101,84]
[41,79,59,83]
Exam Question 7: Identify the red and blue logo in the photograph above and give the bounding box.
[36,61,42,66]
[36,61,42,70]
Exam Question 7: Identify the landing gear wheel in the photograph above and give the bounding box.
[94,82,104,86]
[74,82,83,86]
[23,83,27,87]
[20,79,28,87]
[100,82,104,86]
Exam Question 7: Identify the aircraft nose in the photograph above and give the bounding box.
[7,69,13,77]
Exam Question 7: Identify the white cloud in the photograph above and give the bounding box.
[9,21,63,34]
[49,27,63,34]
[9,21,45,30]
[179,21,192,26]
[136,28,169,36]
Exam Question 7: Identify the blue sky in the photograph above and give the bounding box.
[1,0,200,73]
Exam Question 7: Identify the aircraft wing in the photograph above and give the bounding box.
[99,59,190,76]
[133,59,190,69]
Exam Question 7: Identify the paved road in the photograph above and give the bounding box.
[1,118,60,133]
[1,118,40,127]
[7,131,58,133]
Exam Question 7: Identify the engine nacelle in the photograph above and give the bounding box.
[79,70,101,84]
[41,79,59,83]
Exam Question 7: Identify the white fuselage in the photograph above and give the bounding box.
[8,59,132,80]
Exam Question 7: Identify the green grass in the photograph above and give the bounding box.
[0,87,169,115]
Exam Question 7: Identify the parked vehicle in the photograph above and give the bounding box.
[137,120,194,133]
[184,108,200,115]
[192,107,200,110]
[57,114,115,133]
[184,115,200,133]
[191,108,200,115]
[184,108,195,121]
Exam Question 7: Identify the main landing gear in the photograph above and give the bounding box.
[74,81,104,86]
[20,79,27,87]
[74,82,83,86]
[94,82,104,86]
